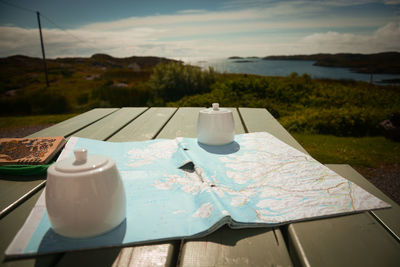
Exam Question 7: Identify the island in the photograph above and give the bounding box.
[228,56,260,60]
[263,52,400,74]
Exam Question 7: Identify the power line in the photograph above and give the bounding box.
[0,0,105,54]
[39,13,101,52]
[0,0,36,14]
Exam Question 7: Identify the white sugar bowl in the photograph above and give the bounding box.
[197,103,235,145]
[46,149,126,238]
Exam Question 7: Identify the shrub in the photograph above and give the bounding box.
[77,93,89,105]
[92,82,150,107]
[0,88,70,115]
[0,96,32,115]
[167,73,399,136]
[30,89,70,114]
[148,62,217,103]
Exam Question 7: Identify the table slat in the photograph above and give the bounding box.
[179,107,293,267]
[238,108,308,154]
[227,107,245,134]
[71,108,147,140]
[332,167,400,241]
[330,164,400,240]
[108,108,177,142]
[27,108,118,138]
[180,227,292,267]
[287,164,400,267]
[55,108,180,267]
[156,108,203,138]
[56,244,177,267]
[0,177,44,217]
[113,244,176,267]
[0,189,62,267]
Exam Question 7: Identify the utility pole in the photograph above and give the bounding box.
[36,11,49,87]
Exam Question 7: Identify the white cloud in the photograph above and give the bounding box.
[0,27,42,57]
[384,0,400,4]
[224,0,400,8]
[299,22,400,54]
[0,3,399,59]
[177,9,209,14]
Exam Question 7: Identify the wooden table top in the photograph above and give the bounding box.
[1,107,399,267]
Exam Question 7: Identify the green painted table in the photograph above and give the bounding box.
[1,107,399,267]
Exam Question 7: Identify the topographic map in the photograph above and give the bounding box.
[7,132,390,256]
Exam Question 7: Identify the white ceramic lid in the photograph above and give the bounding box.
[55,148,109,173]
[200,103,231,114]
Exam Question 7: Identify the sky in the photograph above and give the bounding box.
[0,0,399,60]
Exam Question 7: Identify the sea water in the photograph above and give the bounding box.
[186,58,400,84]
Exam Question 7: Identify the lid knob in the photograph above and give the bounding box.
[212,103,219,111]
[74,148,87,164]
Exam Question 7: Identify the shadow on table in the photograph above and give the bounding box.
[33,220,180,267]
[198,141,240,155]
[33,219,127,267]
[188,225,275,246]
[34,248,123,267]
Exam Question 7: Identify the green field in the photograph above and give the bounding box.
[292,133,400,168]
[0,114,77,129]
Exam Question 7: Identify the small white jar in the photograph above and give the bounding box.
[197,103,235,145]
[46,149,126,238]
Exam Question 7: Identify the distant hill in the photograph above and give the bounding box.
[263,52,400,74]
[0,54,180,95]
[87,54,180,68]
[228,56,260,60]
[0,54,180,71]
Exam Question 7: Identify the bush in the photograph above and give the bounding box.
[170,73,399,136]
[77,93,89,105]
[0,88,70,115]
[92,82,150,107]
[0,96,32,115]
[30,89,70,114]
[148,62,217,103]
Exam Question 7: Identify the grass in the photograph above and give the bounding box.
[292,133,400,168]
[0,114,77,129]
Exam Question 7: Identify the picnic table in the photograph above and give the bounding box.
[1,107,399,267]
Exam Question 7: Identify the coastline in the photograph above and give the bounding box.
[191,57,400,84]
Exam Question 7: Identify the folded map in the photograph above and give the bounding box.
[6,132,390,258]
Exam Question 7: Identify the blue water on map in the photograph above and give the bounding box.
[190,58,400,84]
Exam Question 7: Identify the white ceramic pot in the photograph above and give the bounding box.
[46,149,126,238]
[197,103,235,145]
